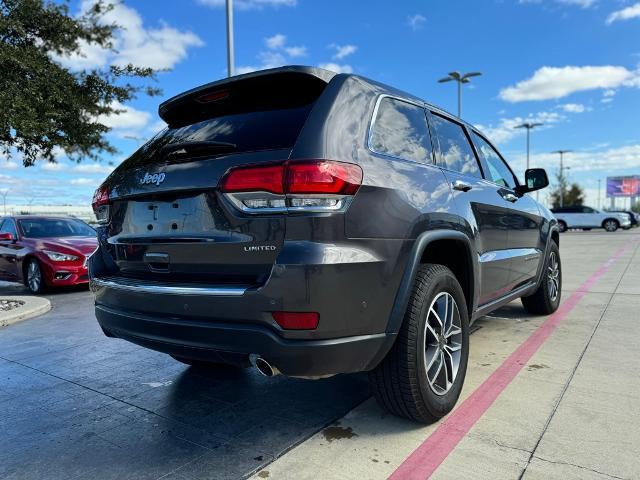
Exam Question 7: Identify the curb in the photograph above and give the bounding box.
[0,296,51,327]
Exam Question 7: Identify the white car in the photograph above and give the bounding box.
[551,206,631,232]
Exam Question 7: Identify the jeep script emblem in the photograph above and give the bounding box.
[244,245,277,252]
[140,172,166,186]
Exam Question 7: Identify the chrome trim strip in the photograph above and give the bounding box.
[91,278,247,296]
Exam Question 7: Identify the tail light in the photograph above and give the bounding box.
[92,185,110,224]
[220,160,362,213]
[272,311,319,330]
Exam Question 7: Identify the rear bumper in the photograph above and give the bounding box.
[95,303,395,377]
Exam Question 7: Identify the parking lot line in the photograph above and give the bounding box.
[389,237,638,480]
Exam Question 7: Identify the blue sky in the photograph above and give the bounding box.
[1,0,639,209]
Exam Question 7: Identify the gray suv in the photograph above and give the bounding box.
[89,66,560,423]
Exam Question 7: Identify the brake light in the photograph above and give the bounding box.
[92,185,110,224]
[219,160,362,214]
[221,164,284,194]
[272,311,319,330]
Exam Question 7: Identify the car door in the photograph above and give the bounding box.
[470,132,544,289]
[427,111,511,305]
[0,218,20,281]
[581,206,599,227]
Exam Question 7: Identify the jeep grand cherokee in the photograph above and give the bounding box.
[89,66,560,423]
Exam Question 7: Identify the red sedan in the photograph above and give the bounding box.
[0,216,97,293]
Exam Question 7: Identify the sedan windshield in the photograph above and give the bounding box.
[18,218,95,238]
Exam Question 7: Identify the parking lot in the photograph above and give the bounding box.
[1,230,639,480]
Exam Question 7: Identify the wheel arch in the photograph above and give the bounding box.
[386,230,477,335]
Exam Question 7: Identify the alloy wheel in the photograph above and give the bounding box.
[423,292,463,396]
[27,261,41,293]
[604,220,617,232]
[547,251,560,302]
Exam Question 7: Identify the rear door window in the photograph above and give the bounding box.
[429,112,482,178]
[369,97,433,164]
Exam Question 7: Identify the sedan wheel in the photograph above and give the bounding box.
[26,260,44,294]
[604,220,619,232]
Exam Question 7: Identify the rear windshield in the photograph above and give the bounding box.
[121,72,328,169]
[18,218,95,238]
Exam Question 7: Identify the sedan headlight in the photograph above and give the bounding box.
[43,250,79,262]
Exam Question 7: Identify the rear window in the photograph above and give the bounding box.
[123,72,327,168]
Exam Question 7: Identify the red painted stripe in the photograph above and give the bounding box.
[390,240,636,480]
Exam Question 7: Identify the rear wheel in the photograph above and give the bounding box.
[369,264,469,423]
[603,219,619,232]
[557,221,567,233]
[522,241,561,315]
[25,259,45,294]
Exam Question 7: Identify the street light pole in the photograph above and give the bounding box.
[226,0,235,77]
[551,150,572,208]
[515,122,543,170]
[438,71,482,118]
[597,179,602,210]
[0,190,8,216]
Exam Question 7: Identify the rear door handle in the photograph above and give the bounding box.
[452,180,472,192]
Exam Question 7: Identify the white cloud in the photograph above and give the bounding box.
[97,101,151,130]
[54,0,203,71]
[197,0,296,10]
[331,44,357,60]
[73,164,114,174]
[606,3,640,24]
[41,162,66,171]
[1,161,19,170]
[407,14,426,30]
[284,46,307,58]
[237,33,306,74]
[499,65,640,102]
[265,34,286,50]
[318,63,353,74]
[70,178,99,186]
[558,103,587,113]
[531,144,640,172]
[476,111,563,145]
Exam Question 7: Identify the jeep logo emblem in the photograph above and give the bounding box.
[140,172,166,186]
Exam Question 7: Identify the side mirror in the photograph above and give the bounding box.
[0,232,14,241]
[516,168,549,195]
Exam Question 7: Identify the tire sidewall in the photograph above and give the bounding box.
[414,270,470,417]
[541,242,562,310]
[558,221,567,233]
[26,259,43,294]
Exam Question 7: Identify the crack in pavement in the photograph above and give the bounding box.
[532,455,628,480]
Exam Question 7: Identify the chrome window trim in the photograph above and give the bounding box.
[367,94,435,165]
[91,277,247,296]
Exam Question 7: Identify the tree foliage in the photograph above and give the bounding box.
[0,0,160,166]
[549,168,585,208]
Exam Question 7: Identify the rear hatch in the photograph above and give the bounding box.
[96,68,333,288]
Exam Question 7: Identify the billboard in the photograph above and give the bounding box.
[606,176,640,197]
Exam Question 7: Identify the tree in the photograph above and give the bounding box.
[549,168,585,208]
[0,0,160,166]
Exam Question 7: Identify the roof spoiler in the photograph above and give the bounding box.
[158,66,337,126]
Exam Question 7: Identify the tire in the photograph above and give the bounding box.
[369,264,469,423]
[522,241,561,315]
[25,259,45,294]
[557,221,567,233]
[602,219,619,232]
[582,228,591,231]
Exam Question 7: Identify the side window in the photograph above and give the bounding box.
[582,207,595,214]
[471,132,517,189]
[370,97,433,164]
[429,112,482,178]
[0,219,17,237]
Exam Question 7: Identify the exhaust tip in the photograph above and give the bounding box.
[254,357,279,377]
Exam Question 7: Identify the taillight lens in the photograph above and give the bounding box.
[221,164,284,194]
[92,185,110,224]
[220,160,362,214]
[272,311,319,330]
